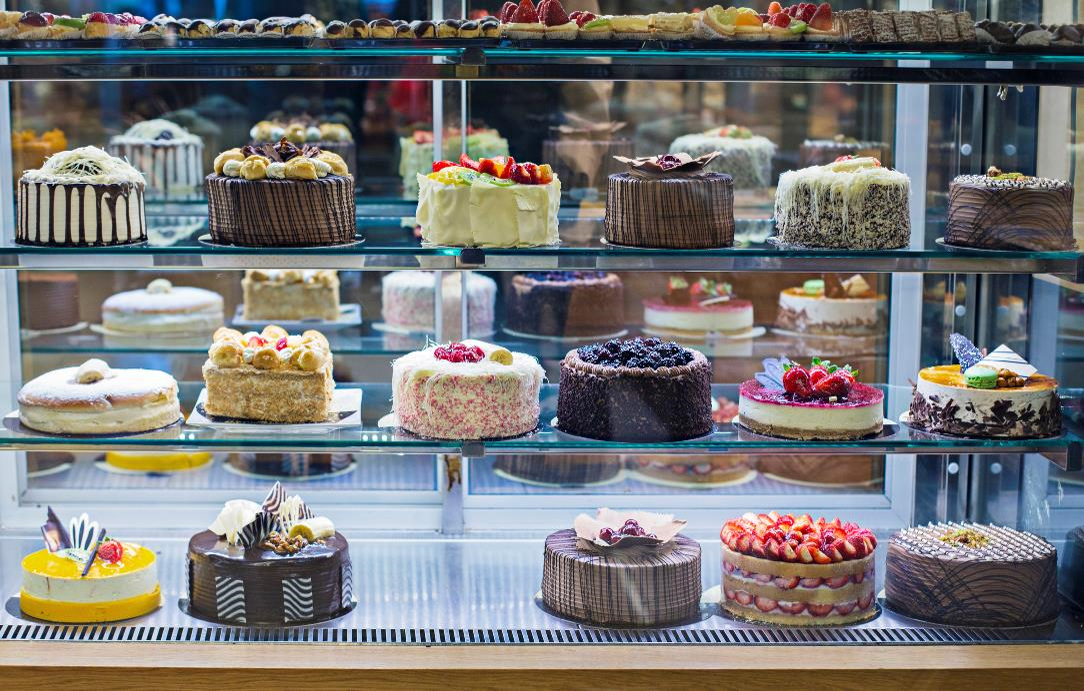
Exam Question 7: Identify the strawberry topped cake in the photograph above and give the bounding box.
[721,512,877,626]
[738,357,884,440]
[643,276,754,339]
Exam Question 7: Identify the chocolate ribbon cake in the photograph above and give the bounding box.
[946,168,1076,251]
[885,522,1059,627]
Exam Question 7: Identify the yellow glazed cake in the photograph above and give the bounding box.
[20,510,160,623]
[105,450,213,473]
[202,325,334,423]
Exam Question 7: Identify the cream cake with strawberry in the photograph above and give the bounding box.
[416,153,560,248]
[392,340,544,440]
[21,508,160,623]
[738,357,884,440]
[721,512,877,626]
[643,276,754,339]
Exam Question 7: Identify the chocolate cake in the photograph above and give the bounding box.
[206,138,354,247]
[946,168,1076,251]
[505,271,624,338]
[757,455,884,487]
[494,454,622,486]
[227,452,354,479]
[885,522,1059,628]
[18,272,80,331]
[541,528,702,626]
[605,153,734,249]
[556,337,713,442]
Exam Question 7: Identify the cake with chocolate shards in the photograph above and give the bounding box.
[21,508,160,623]
[908,334,1061,439]
[605,152,734,249]
[643,276,754,339]
[542,509,702,626]
[187,483,352,626]
[206,138,353,247]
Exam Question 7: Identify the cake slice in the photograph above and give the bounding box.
[242,270,341,322]
[202,325,334,423]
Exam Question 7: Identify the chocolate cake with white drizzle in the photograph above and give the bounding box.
[107,119,204,196]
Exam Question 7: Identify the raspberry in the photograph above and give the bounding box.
[97,540,124,564]
[574,11,596,27]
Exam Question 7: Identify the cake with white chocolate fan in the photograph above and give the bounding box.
[542,509,702,626]
[206,137,354,247]
[17,359,179,435]
[643,276,754,338]
[202,325,334,424]
[776,274,886,337]
[721,512,877,626]
[102,278,224,335]
[187,483,352,626]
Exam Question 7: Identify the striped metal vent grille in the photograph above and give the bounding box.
[0,624,1016,645]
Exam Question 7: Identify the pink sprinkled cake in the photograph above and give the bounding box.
[391,340,544,440]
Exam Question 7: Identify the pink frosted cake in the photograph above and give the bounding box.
[643,277,753,338]
[738,358,883,440]
[391,340,544,440]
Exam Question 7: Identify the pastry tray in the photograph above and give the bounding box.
[186,388,362,433]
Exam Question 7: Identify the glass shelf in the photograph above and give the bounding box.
[5,215,1081,276]
[2,40,1084,85]
[0,384,1079,469]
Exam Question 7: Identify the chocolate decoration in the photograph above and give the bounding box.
[556,348,713,442]
[187,529,351,626]
[885,522,1059,628]
[605,172,734,249]
[505,272,624,338]
[205,174,355,247]
[946,175,1076,251]
[17,180,146,247]
[541,529,702,626]
[493,455,622,486]
[250,139,355,175]
[908,384,1062,438]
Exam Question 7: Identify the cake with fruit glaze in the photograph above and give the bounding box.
[738,357,884,440]
[206,138,354,247]
[885,522,1058,627]
[669,126,776,190]
[721,512,877,626]
[542,510,702,626]
[18,146,146,247]
[243,269,340,322]
[107,119,204,196]
[18,359,180,435]
[908,334,1061,438]
[417,154,560,247]
[392,340,544,440]
[202,325,334,424]
[494,454,622,486]
[505,271,624,338]
[946,166,1076,251]
[188,483,352,626]
[103,278,223,335]
[21,508,160,623]
[776,275,886,336]
[606,152,734,249]
[556,337,713,442]
[399,127,509,199]
[382,271,496,339]
[775,156,910,249]
[105,451,213,473]
[643,276,754,338]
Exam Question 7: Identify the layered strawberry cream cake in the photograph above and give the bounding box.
[392,340,544,440]
[643,276,754,338]
[738,358,884,440]
[721,512,877,626]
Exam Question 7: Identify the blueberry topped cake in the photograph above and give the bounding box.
[556,337,713,442]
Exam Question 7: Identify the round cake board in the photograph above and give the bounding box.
[549,417,718,444]
[378,412,543,443]
[898,411,1063,441]
[877,596,1059,632]
[222,458,357,482]
[599,237,734,251]
[94,458,214,477]
[732,416,898,442]
[2,413,184,439]
[641,325,766,343]
[25,460,73,479]
[177,597,357,628]
[493,467,627,490]
[629,467,759,490]
[90,323,213,345]
[197,234,365,251]
[710,586,883,628]
[501,326,629,343]
[533,591,716,629]
[371,321,496,340]
[20,321,89,339]
[934,237,1072,254]
[5,594,161,626]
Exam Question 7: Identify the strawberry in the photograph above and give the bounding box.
[510,0,539,23]
[539,0,569,26]
[750,537,767,559]
[835,601,857,616]
[808,364,829,385]
[520,161,541,183]
[275,337,288,351]
[459,153,480,171]
[799,577,823,588]
[432,160,457,172]
[510,163,535,184]
[499,1,518,23]
[97,540,123,564]
[781,541,798,562]
[809,2,833,31]
[497,155,516,179]
[808,603,834,617]
[769,12,791,28]
[736,533,752,554]
[853,572,864,584]
[858,592,875,610]
[754,572,773,584]
[723,585,736,600]
[812,371,851,399]
[247,335,267,348]
[810,547,833,565]
[768,1,783,14]
[825,575,850,589]
[734,591,754,606]
[478,158,499,176]
[574,11,596,27]
[765,538,782,560]
[754,596,778,613]
[782,365,813,399]
[773,576,800,590]
[778,601,806,615]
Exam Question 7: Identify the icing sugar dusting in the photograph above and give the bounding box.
[18,366,177,409]
[21,146,146,186]
[103,285,223,314]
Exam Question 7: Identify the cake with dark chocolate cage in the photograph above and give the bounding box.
[505,271,624,338]
[206,138,354,247]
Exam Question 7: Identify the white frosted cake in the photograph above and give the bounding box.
[17,146,146,247]
[399,128,509,199]
[669,125,776,190]
[381,271,496,339]
[776,275,886,336]
[102,278,223,335]
[107,119,204,196]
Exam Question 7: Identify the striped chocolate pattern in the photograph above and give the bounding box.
[885,522,1059,627]
[17,180,146,247]
[604,172,734,249]
[107,141,204,196]
[541,529,702,626]
[946,176,1075,251]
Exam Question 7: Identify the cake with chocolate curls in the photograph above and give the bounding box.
[206,137,354,247]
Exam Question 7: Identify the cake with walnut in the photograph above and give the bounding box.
[202,325,334,424]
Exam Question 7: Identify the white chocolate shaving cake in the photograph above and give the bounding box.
[242,269,341,322]
[18,359,179,435]
[102,278,224,334]
[202,325,334,424]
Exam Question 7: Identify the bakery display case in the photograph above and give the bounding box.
[2,0,1084,686]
